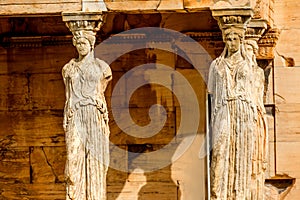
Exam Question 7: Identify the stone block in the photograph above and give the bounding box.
[184,0,212,8]
[0,47,8,74]
[284,184,300,200]
[30,146,66,183]
[108,144,128,182]
[0,147,30,184]
[0,111,65,147]
[30,73,65,110]
[0,1,81,15]
[174,69,206,134]
[107,181,178,200]
[5,46,74,74]
[109,108,175,145]
[266,141,276,178]
[276,103,300,141]
[274,67,300,104]
[171,134,208,200]
[0,74,30,111]
[276,141,300,178]
[0,183,65,199]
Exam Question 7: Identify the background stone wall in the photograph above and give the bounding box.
[1,0,300,199]
[270,0,300,198]
[0,37,210,199]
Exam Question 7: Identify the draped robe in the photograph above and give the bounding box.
[62,53,112,200]
[208,52,256,200]
[251,64,268,200]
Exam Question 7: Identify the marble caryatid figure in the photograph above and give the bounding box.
[208,23,257,199]
[62,21,112,199]
[245,39,268,199]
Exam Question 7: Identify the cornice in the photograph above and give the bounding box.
[0,28,279,61]
[99,32,223,44]
[1,35,73,48]
[185,32,223,42]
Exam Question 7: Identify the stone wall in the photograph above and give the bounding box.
[0,44,73,199]
[0,32,211,199]
[271,0,300,198]
[1,0,300,199]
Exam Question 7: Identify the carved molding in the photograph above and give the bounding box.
[0,32,221,48]
[211,7,253,47]
[257,28,280,59]
[258,28,280,46]
[1,35,73,48]
[211,7,279,60]
[0,28,279,55]
[245,18,269,61]
[62,11,105,37]
[1,12,107,48]
[245,18,267,41]
[211,7,253,31]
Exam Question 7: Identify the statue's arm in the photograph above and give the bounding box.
[62,64,70,132]
[207,60,216,95]
[207,60,217,111]
[96,58,112,91]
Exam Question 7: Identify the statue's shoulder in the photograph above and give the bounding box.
[95,58,112,79]
[209,57,222,71]
[95,58,110,70]
[210,59,217,67]
[62,58,76,77]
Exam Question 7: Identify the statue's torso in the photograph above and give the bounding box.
[63,58,105,111]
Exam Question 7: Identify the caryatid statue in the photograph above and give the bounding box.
[62,16,112,200]
[244,38,268,200]
[208,12,258,199]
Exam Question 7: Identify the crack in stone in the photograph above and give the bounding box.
[155,0,162,10]
[41,147,60,183]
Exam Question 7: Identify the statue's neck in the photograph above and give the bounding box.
[226,49,241,59]
[78,51,94,62]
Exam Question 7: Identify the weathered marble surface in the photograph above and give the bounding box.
[208,9,269,199]
[62,16,112,199]
[208,28,256,199]
[245,39,268,199]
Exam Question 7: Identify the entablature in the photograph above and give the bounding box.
[0,0,278,61]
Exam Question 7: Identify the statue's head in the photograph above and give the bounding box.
[72,30,96,50]
[213,14,252,61]
[223,27,244,54]
[223,26,245,42]
[244,39,258,57]
[217,25,252,61]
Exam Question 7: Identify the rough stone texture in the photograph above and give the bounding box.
[0,0,81,15]
[0,0,298,199]
[208,9,269,198]
[61,14,112,199]
[0,20,210,199]
[0,0,257,15]
[271,0,300,198]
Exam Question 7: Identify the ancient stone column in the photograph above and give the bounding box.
[209,8,256,199]
[61,12,112,200]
